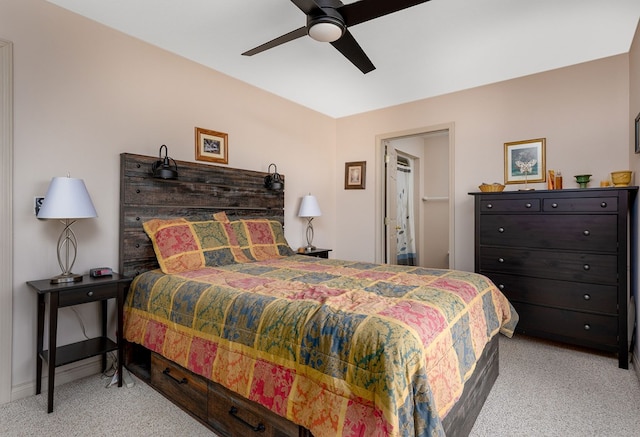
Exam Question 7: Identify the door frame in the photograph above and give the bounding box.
[374,122,455,267]
[0,39,13,404]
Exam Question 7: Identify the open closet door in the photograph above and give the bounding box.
[384,143,398,264]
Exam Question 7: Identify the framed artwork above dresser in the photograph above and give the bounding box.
[470,187,637,368]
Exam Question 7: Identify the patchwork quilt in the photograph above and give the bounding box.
[124,255,518,436]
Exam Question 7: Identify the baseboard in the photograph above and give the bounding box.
[10,356,103,402]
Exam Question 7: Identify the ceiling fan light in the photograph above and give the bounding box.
[308,21,344,43]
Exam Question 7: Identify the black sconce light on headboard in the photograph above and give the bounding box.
[264,163,284,191]
[152,145,178,179]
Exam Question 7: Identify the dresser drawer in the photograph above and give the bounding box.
[58,283,118,307]
[485,273,617,314]
[480,198,540,212]
[514,302,618,348]
[479,247,618,284]
[151,353,208,419]
[208,380,299,437]
[542,196,617,212]
[480,214,617,251]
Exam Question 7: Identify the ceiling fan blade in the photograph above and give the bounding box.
[339,0,431,27]
[242,27,308,56]
[331,29,375,74]
[290,0,325,15]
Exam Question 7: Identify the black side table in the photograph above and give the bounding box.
[27,273,131,413]
[300,248,332,259]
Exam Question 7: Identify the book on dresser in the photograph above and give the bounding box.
[470,187,638,369]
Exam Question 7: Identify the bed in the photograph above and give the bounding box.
[119,153,518,436]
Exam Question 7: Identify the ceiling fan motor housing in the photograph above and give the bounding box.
[307,6,345,42]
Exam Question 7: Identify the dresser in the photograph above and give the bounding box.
[470,187,637,368]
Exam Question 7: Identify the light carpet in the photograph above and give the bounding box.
[470,335,640,436]
[1,335,639,436]
[0,371,212,436]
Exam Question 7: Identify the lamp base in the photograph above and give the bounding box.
[305,245,317,253]
[50,272,83,284]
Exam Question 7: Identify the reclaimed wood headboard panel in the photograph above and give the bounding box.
[119,153,285,278]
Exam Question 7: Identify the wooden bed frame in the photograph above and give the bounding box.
[118,152,499,436]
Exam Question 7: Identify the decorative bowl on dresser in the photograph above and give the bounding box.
[610,170,632,187]
[470,187,638,368]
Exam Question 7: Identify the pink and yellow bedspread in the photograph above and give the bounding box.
[124,255,518,436]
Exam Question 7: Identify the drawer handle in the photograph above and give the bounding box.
[87,291,93,297]
[498,284,505,290]
[162,368,187,385]
[498,227,504,233]
[551,203,558,208]
[583,230,590,236]
[229,406,266,432]
[583,294,591,300]
[600,202,607,208]
[498,258,505,263]
[584,324,591,331]
[486,203,493,209]
[583,264,590,271]
[525,203,532,208]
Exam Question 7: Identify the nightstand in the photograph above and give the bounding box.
[27,273,131,413]
[300,248,332,259]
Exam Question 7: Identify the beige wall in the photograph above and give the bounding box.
[3,0,336,394]
[628,19,640,374]
[422,134,450,269]
[3,0,638,399]
[336,54,631,269]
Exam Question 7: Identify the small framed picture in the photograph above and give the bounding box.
[195,127,228,164]
[344,161,366,189]
[635,112,640,154]
[504,138,546,184]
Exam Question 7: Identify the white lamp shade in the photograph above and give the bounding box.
[38,176,98,219]
[298,194,322,218]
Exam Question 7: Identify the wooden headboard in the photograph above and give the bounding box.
[119,153,285,278]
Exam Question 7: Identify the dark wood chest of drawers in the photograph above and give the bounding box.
[470,188,637,368]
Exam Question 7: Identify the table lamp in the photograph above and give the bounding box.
[37,175,98,283]
[298,194,321,252]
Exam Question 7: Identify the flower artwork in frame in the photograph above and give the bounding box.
[504,138,546,185]
[195,127,228,164]
[344,161,366,189]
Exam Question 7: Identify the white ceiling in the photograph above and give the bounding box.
[47,0,640,118]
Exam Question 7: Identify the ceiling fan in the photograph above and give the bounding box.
[242,0,430,74]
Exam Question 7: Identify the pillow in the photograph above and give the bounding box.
[143,218,253,274]
[212,211,230,222]
[232,219,295,261]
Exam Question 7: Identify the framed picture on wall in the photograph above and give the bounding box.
[344,161,366,189]
[635,112,640,154]
[195,127,228,164]
[504,138,546,185]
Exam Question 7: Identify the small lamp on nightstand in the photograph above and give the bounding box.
[298,194,322,253]
[37,175,98,284]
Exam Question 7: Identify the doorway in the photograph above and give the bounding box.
[376,124,454,269]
